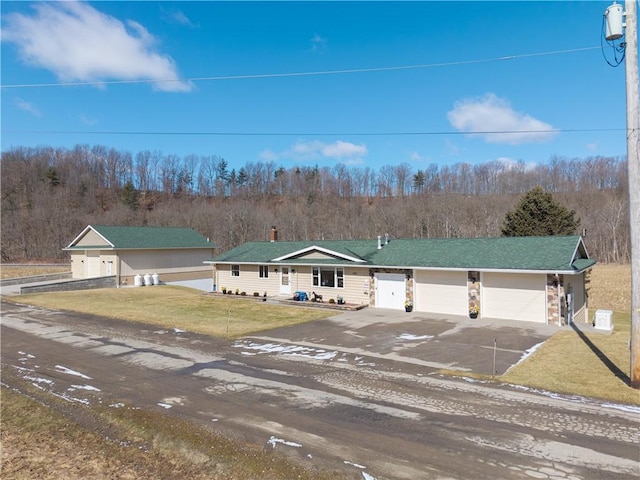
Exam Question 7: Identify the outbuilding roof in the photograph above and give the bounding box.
[210,235,594,273]
[64,225,214,250]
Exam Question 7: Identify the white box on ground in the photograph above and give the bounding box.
[594,309,613,332]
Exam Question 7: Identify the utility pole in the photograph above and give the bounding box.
[624,0,640,389]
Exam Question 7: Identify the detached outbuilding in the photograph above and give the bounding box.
[64,225,215,286]
[207,230,594,326]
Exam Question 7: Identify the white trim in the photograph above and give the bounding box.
[65,225,114,249]
[271,245,365,263]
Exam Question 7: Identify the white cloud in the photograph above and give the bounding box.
[15,97,42,117]
[321,140,367,158]
[410,151,422,161]
[447,93,557,145]
[310,33,327,53]
[2,2,192,92]
[259,149,278,161]
[160,7,197,28]
[496,157,537,171]
[77,113,98,126]
[263,140,368,162]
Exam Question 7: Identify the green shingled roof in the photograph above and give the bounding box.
[66,225,214,250]
[211,235,594,272]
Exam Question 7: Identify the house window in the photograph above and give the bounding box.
[259,265,269,278]
[313,266,344,288]
[231,265,240,277]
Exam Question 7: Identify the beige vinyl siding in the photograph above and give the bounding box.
[217,264,279,295]
[289,266,368,304]
[75,230,109,246]
[564,272,587,323]
[296,251,339,260]
[119,249,212,277]
[215,264,370,304]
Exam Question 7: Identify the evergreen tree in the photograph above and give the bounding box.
[44,166,60,187]
[501,186,580,237]
[120,181,140,210]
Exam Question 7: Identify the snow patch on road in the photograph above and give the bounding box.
[54,365,92,379]
[234,341,338,360]
[397,333,433,341]
[267,436,302,448]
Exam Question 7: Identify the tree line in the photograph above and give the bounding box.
[0,144,630,264]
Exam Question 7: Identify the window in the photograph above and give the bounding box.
[259,265,269,278]
[231,265,240,277]
[312,266,344,288]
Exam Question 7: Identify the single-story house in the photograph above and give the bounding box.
[207,228,595,325]
[64,225,215,286]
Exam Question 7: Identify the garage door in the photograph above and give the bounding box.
[483,272,546,323]
[375,273,406,310]
[415,270,468,315]
[85,251,101,278]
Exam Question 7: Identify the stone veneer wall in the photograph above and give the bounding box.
[546,274,565,326]
[467,271,480,316]
[368,268,412,306]
[20,276,116,294]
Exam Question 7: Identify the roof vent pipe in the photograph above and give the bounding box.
[385,233,389,245]
[377,235,382,250]
[270,226,278,242]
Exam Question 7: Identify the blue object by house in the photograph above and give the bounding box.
[294,291,308,301]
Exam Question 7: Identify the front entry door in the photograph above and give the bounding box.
[280,267,291,295]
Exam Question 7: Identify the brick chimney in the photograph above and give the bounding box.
[270,226,278,242]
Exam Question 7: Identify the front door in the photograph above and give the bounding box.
[280,267,291,295]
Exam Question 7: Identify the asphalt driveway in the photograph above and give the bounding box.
[245,308,560,376]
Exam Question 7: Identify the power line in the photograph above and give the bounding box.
[0,46,601,89]
[2,128,625,137]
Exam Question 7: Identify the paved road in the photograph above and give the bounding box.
[1,302,638,480]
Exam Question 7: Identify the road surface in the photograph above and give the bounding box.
[1,302,638,480]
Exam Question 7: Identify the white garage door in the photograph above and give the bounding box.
[85,251,101,278]
[415,270,468,315]
[483,272,546,323]
[375,273,406,310]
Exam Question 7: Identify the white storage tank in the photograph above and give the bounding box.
[143,273,153,286]
[152,273,160,285]
[134,274,143,287]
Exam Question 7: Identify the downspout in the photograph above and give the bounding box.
[555,274,562,326]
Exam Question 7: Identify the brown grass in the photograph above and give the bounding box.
[12,286,335,338]
[501,312,638,405]
[587,263,631,313]
[1,264,70,280]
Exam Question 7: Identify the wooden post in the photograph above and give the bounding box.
[625,0,640,388]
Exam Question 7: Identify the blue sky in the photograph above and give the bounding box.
[1,1,633,172]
